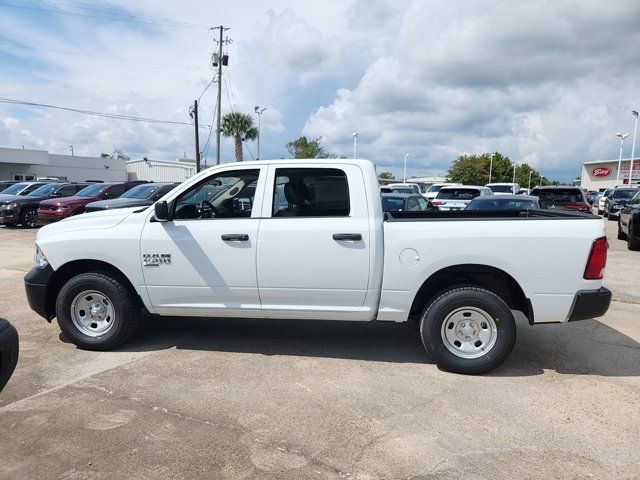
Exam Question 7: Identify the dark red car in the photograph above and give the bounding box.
[37,182,132,225]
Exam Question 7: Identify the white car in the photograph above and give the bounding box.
[486,183,520,195]
[432,185,493,210]
[385,183,421,194]
[423,182,462,200]
[598,188,614,215]
[24,159,611,374]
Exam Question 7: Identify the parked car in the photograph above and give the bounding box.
[432,186,493,210]
[518,188,531,195]
[586,191,599,205]
[381,193,434,212]
[618,189,640,250]
[603,188,639,221]
[0,181,57,199]
[486,183,520,195]
[598,188,614,214]
[0,181,17,193]
[37,182,130,224]
[85,182,179,213]
[384,183,422,195]
[0,183,89,228]
[465,195,543,211]
[422,182,462,200]
[25,159,611,375]
[0,318,18,393]
[529,186,591,213]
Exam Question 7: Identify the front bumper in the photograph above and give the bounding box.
[567,287,612,322]
[24,265,55,321]
[37,210,71,225]
[0,207,18,224]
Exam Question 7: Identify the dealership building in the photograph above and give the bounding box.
[580,157,640,191]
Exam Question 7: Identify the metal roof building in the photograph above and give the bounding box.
[126,158,196,182]
[580,157,640,191]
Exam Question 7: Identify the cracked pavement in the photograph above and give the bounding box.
[0,220,639,479]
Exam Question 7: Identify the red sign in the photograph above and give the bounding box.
[592,167,611,178]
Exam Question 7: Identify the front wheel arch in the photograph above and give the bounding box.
[46,260,142,320]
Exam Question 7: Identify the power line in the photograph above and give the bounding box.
[0,97,212,128]
[0,2,209,29]
[0,41,207,70]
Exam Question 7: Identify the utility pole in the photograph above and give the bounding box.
[255,106,266,160]
[189,100,201,173]
[69,145,74,156]
[211,25,231,165]
[488,152,494,183]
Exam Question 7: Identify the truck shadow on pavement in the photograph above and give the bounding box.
[105,314,640,377]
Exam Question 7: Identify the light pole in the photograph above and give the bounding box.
[616,132,630,184]
[403,153,410,183]
[254,106,266,160]
[488,153,494,184]
[512,163,517,193]
[629,111,639,185]
[352,132,359,159]
[528,170,533,190]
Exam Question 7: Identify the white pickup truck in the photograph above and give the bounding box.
[24,159,611,374]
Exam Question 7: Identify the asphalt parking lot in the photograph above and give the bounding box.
[0,220,638,479]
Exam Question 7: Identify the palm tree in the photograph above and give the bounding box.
[220,112,258,162]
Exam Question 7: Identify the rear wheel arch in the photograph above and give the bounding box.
[409,264,532,323]
[46,260,142,319]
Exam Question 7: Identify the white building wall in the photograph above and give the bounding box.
[0,147,126,182]
[126,159,195,182]
[580,158,640,191]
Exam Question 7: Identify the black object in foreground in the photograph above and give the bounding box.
[0,318,19,393]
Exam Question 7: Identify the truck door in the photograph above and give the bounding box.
[256,164,372,320]
[140,166,266,317]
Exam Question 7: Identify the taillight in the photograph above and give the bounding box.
[584,237,608,279]
[565,203,590,211]
[432,201,445,206]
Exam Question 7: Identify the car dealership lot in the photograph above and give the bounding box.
[0,223,638,479]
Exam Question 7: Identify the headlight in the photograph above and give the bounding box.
[34,245,49,269]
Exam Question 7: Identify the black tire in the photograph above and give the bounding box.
[618,219,627,240]
[19,208,38,228]
[55,272,140,350]
[607,212,616,221]
[419,286,516,375]
[628,221,640,251]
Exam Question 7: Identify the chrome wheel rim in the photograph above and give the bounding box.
[70,290,115,337]
[440,307,498,359]
[24,210,38,227]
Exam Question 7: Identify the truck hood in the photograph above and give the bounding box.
[37,207,140,238]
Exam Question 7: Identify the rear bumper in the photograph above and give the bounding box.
[24,265,55,321]
[567,287,612,322]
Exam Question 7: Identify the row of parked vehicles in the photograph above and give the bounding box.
[381,181,592,213]
[0,180,179,228]
[592,185,640,251]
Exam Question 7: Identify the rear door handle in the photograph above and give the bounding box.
[221,234,249,241]
[333,233,362,241]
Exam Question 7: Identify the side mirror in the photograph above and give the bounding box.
[102,193,112,200]
[154,200,172,221]
[0,318,19,393]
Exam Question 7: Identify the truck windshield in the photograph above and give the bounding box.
[381,197,406,211]
[76,184,107,197]
[612,189,637,199]
[1,183,28,195]
[121,184,162,199]
[28,184,60,196]
[437,188,481,200]
[533,189,583,204]
[488,185,515,193]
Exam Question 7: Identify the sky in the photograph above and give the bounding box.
[0,0,639,181]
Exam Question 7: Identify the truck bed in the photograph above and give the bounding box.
[384,209,599,221]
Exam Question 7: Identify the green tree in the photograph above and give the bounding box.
[221,112,258,162]
[101,149,130,160]
[286,136,326,159]
[378,171,395,180]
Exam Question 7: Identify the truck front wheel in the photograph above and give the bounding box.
[55,273,140,350]
[420,286,516,374]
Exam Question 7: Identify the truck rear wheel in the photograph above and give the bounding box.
[420,286,516,374]
[55,272,140,350]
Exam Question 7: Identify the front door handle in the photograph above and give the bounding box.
[221,234,249,241]
[333,233,362,241]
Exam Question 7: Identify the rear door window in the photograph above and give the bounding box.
[272,168,350,217]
